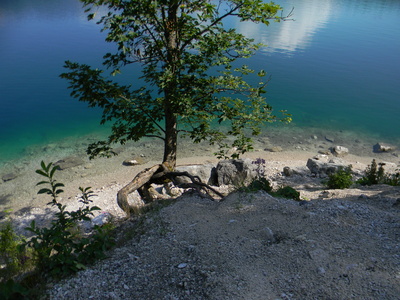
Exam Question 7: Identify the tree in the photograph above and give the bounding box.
[61,0,292,215]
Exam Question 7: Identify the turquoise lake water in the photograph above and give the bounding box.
[1,0,399,165]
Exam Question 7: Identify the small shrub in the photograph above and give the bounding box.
[241,158,300,200]
[357,159,384,186]
[384,170,400,186]
[0,214,32,299]
[246,177,273,193]
[357,160,399,186]
[0,218,31,282]
[237,158,271,193]
[326,166,353,189]
[21,161,115,278]
[272,186,300,201]
[0,279,29,300]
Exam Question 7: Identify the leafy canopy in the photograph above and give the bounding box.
[61,0,292,162]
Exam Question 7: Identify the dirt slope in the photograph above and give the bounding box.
[47,186,400,300]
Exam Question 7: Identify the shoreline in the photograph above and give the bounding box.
[1,125,399,227]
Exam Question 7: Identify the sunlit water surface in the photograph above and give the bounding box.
[0,0,399,166]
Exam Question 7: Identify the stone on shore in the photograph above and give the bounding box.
[174,164,215,185]
[374,143,394,153]
[265,146,283,152]
[215,159,257,186]
[306,157,347,177]
[55,156,85,170]
[283,166,293,176]
[332,145,349,157]
[122,157,145,166]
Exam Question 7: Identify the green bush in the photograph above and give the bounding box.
[326,166,353,189]
[21,161,115,278]
[237,158,300,200]
[0,219,31,282]
[0,215,32,299]
[357,159,383,186]
[0,279,29,300]
[384,171,400,186]
[357,159,400,186]
[245,177,273,193]
[272,186,301,201]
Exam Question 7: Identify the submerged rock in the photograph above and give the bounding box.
[2,172,18,182]
[325,136,335,143]
[55,156,85,170]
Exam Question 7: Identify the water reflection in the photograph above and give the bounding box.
[0,0,87,28]
[233,0,334,55]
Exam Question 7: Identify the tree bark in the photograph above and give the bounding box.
[160,2,180,168]
[163,108,177,168]
[117,164,162,215]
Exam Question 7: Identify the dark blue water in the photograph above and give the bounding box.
[1,0,399,164]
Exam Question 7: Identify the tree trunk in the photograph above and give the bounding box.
[163,108,177,169]
[162,2,179,169]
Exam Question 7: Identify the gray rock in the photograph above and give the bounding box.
[332,145,349,157]
[313,154,330,161]
[175,164,215,185]
[265,146,283,152]
[177,263,187,269]
[215,159,257,186]
[2,172,18,182]
[262,227,276,243]
[283,166,293,176]
[123,159,139,166]
[325,136,335,143]
[92,212,112,226]
[55,156,85,170]
[374,143,394,152]
[306,158,347,177]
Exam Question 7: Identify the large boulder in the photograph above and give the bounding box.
[174,164,215,185]
[215,159,257,186]
[306,156,347,178]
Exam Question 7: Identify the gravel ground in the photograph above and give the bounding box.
[46,181,400,299]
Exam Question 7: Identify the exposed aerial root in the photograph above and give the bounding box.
[117,164,223,216]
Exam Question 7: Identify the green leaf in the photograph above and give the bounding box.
[40,160,47,171]
[36,180,50,186]
[87,13,96,21]
[35,170,48,177]
[50,165,60,178]
[38,188,52,195]
[257,70,266,77]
